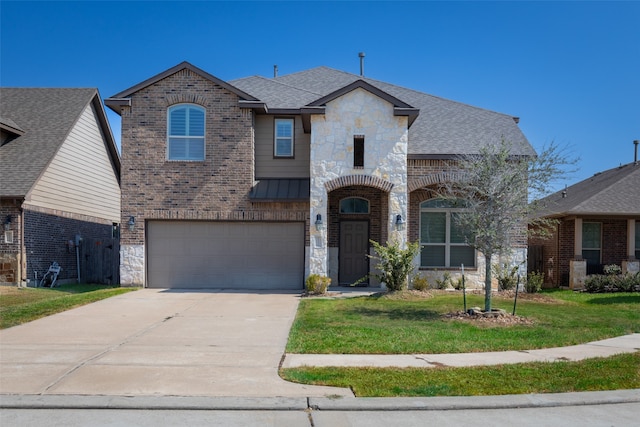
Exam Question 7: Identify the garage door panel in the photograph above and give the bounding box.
[147,221,304,289]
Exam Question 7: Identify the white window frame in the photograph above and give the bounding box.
[274,118,294,158]
[419,199,475,268]
[167,104,205,161]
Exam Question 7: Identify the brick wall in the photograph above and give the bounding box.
[0,200,22,284]
[602,219,628,265]
[23,209,114,283]
[327,186,387,248]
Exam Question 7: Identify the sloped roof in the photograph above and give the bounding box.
[231,66,534,157]
[536,162,640,217]
[0,88,120,197]
[105,62,259,112]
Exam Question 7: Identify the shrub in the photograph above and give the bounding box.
[369,240,420,292]
[434,271,451,290]
[494,262,519,291]
[525,271,544,293]
[453,276,465,290]
[584,275,608,293]
[305,274,331,295]
[603,264,622,276]
[584,272,640,293]
[411,274,430,291]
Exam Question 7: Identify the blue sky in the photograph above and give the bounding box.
[1,1,638,187]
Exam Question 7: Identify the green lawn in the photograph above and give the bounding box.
[0,284,137,329]
[283,290,640,396]
[286,290,640,354]
[281,352,640,397]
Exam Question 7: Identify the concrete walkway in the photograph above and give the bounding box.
[283,334,640,368]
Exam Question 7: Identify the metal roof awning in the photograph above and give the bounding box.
[249,179,310,202]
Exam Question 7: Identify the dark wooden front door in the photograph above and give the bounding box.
[339,221,369,285]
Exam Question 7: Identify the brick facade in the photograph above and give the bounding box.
[532,218,632,287]
[120,69,306,247]
[23,209,114,283]
[327,186,387,248]
[0,200,22,284]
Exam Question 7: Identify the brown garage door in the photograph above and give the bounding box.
[147,221,304,289]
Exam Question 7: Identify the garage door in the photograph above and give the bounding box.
[147,221,304,289]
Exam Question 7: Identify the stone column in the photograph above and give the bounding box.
[569,259,586,290]
[308,186,328,278]
[574,217,583,259]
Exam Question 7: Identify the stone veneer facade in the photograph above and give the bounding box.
[309,88,408,284]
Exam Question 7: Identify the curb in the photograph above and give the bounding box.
[2,390,638,411]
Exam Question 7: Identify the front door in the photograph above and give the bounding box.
[339,221,369,285]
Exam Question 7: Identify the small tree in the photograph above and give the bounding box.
[438,140,576,311]
[369,239,420,291]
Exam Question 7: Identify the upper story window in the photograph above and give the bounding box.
[167,104,205,161]
[340,197,370,214]
[420,198,475,268]
[274,118,294,157]
[354,135,364,168]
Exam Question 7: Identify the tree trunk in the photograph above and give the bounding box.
[484,253,492,312]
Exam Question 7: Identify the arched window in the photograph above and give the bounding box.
[340,197,369,214]
[167,104,205,161]
[420,198,475,268]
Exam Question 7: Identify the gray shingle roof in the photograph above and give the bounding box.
[231,66,534,157]
[0,88,119,197]
[536,162,640,217]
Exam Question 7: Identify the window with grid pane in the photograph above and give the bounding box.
[168,104,205,161]
[274,118,294,157]
[420,198,475,268]
[582,222,601,267]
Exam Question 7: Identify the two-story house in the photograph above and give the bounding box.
[106,61,534,290]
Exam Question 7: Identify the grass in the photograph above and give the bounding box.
[283,290,640,396]
[280,352,640,397]
[286,290,640,354]
[0,284,137,329]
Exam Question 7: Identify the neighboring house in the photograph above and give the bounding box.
[106,61,534,290]
[0,88,121,285]
[529,162,640,289]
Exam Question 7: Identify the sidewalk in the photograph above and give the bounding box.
[283,334,640,368]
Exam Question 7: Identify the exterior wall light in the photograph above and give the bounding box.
[4,215,11,231]
[314,214,323,231]
[128,216,136,231]
[395,214,405,231]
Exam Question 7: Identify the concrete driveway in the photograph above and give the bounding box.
[0,289,352,398]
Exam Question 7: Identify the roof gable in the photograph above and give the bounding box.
[231,66,534,158]
[105,61,259,113]
[0,88,120,197]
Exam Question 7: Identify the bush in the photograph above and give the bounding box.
[603,264,622,276]
[584,272,640,293]
[305,274,331,295]
[411,274,430,291]
[434,271,452,290]
[369,240,420,292]
[453,276,465,290]
[494,262,519,291]
[525,271,544,293]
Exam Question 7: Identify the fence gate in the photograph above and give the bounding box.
[79,237,120,285]
[527,245,543,274]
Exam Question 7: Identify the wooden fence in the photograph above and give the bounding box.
[79,237,120,285]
